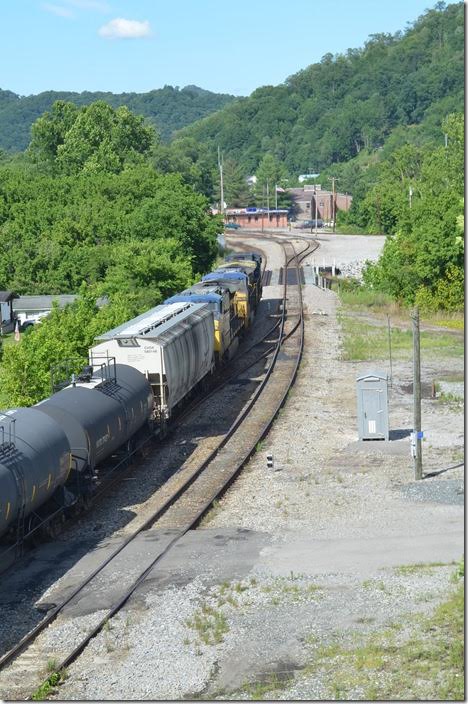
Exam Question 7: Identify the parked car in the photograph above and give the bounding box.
[294,219,324,229]
[225,222,241,230]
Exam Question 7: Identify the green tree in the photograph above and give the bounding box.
[363,113,464,307]
[152,137,215,198]
[0,165,220,294]
[29,101,156,174]
[28,100,79,167]
[1,290,98,406]
[100,238,193,310]
[214,158,251,208]
[254,153,287,206]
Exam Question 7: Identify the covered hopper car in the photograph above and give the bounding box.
[91,302,215,420]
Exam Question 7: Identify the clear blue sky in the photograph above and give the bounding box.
[1,0,443,97]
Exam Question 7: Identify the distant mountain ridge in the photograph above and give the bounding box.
[178,2,464,174]
[0,85,238,151]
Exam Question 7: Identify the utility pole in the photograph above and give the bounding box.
[266,180,270,214]
[328,176,337,232]
[261,184,265,233]
[411,307,423,480]
[217,146,224,216]
[275,183,278,211]
[387,314,393,387]
[409,186,413,209]
[314,185,318,235]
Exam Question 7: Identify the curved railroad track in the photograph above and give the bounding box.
[0,236,317,701]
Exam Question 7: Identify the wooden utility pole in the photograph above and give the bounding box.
[328,176,337,232]
[217,146,224,215]
[412,307,423,479]
[387,314,393,387]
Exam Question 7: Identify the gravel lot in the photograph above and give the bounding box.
[1,234,463,701]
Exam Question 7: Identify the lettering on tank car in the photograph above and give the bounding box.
[96,432,111,449]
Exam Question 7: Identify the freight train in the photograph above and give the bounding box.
[0,252,262,554]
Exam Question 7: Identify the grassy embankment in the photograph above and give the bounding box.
[336,286,464,363]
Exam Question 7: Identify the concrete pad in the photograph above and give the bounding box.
[32,529,179,617]
[258,525,464,577]
[35,528,270,617]
[139,527,271,595]
[343,439,410,456]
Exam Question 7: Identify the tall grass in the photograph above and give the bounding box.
[336,284,464,330]
[340,316,464,361]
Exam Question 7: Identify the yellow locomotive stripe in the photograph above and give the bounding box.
[31,485,36,502]
[5,502,10,520]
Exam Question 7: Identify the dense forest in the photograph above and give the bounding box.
[0,84,236,151]
[0,102,221,406]
[179,2,463,175]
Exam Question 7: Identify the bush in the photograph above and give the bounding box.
[415,266,464,313]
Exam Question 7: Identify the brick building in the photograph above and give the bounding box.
[225,207,289,229]
[289,185,352,222]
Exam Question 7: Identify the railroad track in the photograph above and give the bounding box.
[0,236,317,700]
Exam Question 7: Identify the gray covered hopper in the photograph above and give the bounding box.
[91,302,214,418]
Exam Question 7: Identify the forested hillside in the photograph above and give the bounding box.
[179,2,463,175]
[0,102,221,406]
[0,84,236,151]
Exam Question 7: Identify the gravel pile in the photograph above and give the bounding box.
[338,259,369,280]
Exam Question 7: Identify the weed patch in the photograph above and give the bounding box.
[31,670,68,700]
[394,561,451,576]
[304,576,464,700]
[185,604,229,646]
